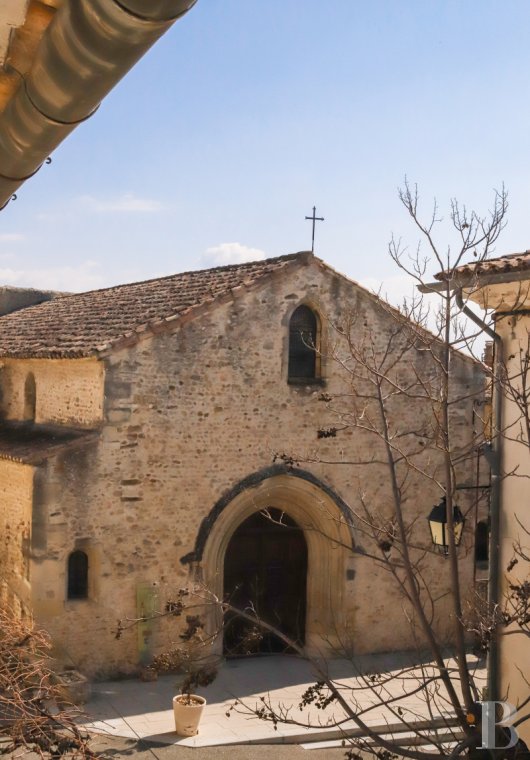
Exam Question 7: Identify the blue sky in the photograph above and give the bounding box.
[0,0,529,300]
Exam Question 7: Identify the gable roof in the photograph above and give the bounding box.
[0,253,310,359]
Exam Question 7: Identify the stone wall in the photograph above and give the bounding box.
[0,459,33,613]
[494,313,530,742]
[2,260,487,677]
[0,358,104,427]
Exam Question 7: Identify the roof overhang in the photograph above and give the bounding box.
[0,0,198,210]
[418,269,530,313]
[0,421,98,465]
[0,2,60,112]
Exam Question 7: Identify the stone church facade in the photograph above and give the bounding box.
[0,252,486,677]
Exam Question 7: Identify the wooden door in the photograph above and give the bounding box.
[223,509,307,655]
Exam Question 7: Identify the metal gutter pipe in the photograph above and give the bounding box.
[454,289,502,703]
[0,0,198,209]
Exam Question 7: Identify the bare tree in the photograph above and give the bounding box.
[120,184,530,759]
[0,606,93,758]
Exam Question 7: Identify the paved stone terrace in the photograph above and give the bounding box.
[80,652,485,748]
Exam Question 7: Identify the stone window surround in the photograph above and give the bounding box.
[64,540,100,604]
[283,300,326,386]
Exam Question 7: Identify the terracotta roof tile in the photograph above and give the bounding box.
[434,250,530,282]
[0,253,308,358]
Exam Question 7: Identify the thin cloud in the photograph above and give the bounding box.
[204,242,267,266]
[0,260,106,292]
[0,233,25,242]
[79,193,164,213]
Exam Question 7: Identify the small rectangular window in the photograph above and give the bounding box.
[67,550,89,600]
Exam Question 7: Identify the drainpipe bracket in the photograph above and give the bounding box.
[481,442,500,469]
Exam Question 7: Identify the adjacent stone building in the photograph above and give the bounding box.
[435,250,530,743]
[0,252,487,677]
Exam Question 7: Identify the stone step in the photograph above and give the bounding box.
[243,714,462,746]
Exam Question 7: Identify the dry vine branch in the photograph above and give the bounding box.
[0,607,93,758]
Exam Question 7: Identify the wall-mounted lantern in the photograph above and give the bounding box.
[428,496,465,555]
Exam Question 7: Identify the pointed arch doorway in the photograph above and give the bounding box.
[223,508,307,656]
[196,471,354,659]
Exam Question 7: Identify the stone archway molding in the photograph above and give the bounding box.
[184,466,355,657]
[180,464,354,565]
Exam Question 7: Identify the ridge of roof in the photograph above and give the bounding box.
[0,250,482,369]
[0,252,312,359]
[43,252,307,302]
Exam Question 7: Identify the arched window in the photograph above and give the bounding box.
[67,551,89,600]
[475,520,489,565]
[288,305,318,382]
[23,373,36,421]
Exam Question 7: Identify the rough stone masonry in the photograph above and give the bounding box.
[0,253,487,677]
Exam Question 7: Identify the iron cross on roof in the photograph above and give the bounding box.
[305,206,324,253]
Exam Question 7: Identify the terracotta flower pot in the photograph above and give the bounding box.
[172,694,206,736]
